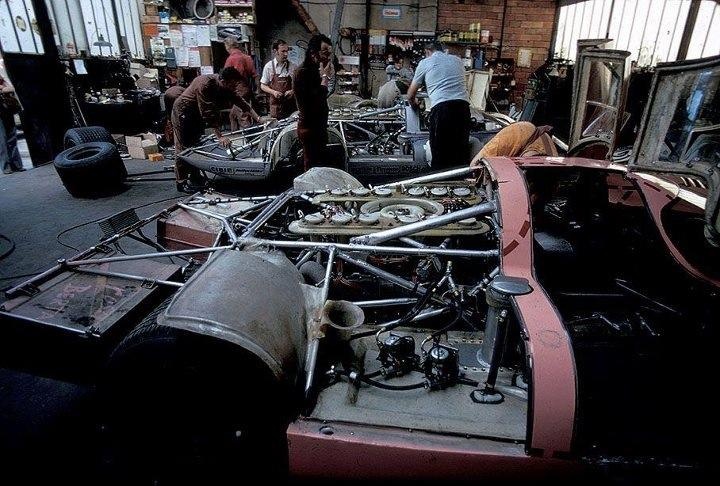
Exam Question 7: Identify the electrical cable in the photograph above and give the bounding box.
[0,234,15,261]
[430,300,464,339]
[347,274,441,342]
[335,369,425,391]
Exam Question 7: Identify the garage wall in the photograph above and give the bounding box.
[299,0,438,33]
[438,0,557,95]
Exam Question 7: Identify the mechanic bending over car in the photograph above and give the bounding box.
[171,66,262,191]
[469,121,558,169]
[260,39,297,120]
[294,34,335,171]
[407,41,471,170]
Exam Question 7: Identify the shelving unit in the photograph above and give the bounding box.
[140,0,257,87]
[336,55,361,95]
[438,30,515,107]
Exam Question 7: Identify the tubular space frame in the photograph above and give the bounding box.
[7,186,498,298]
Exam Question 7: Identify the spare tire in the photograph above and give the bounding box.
[100,300,289,482]
[176,0,215,19]
[64,126,116,149]
[54,142,127,197]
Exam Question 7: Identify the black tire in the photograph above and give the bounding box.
[64,126,116,149]
[176,0,215,19]
[99,301,289,483]
[54,142,127,198]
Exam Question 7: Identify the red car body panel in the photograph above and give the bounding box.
[486,156,577,457]
[286,154,715,476]
[287,420,581,479]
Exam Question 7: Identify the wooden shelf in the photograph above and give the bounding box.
[442,41,499,49]
[215,2,253,7]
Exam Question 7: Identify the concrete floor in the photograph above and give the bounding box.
[0,158,184,483]
[0,150,293,483]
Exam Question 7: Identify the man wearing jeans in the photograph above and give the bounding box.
[0,75,23,174]
[407,41,470,170]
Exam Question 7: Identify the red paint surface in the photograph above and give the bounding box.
[485,156,577,457]
[287,420,579,479]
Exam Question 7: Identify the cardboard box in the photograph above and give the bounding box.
[141,15,160,23]
[145,4,158,15]
[148,153,164,162]
[126,133,158,159]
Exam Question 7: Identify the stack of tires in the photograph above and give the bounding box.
[54,126,127,198]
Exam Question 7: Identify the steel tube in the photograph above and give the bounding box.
[357,105,402,119]
[304,247,337,399]
[5,204,180,298]
[187,195,277,204]
[399,237,428,248]
[377,307,451,329]
[195,149,231,160]
[243,238,499,259]
[71,268,184,288]
[354,298,418,307]
[377,166,473,188]
[0,311,88,337]
[178,203,237,244]
[334,252,428,296]
[241,189,297,238]
[297,193,333,210]
[295,249,319,268]
[351,201,497,246]
[66,245,234,267]
[344,122,377,138]
[319,247,337,302]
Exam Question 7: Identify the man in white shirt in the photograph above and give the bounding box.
[407,41,471,170]
[260,39,298,119]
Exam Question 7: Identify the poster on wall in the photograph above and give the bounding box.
[382,6,402,19]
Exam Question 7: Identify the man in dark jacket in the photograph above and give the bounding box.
[171,67,260,190]
[293,34,334,170]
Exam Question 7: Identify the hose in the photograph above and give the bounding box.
[429,299,464,339]
[347,275,441,343]
[335,369,426,391]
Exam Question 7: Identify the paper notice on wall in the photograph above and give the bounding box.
[200,66,214,75]
[169,30,183,48]
[188,48,201,67]
[182,25,198,47]
[73,59,88,75]
[158,24,170,39]
[209,25,218,42]
[176,47,189,67]
[196,25,211,46]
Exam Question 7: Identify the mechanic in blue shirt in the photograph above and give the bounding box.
[407,41,470,170]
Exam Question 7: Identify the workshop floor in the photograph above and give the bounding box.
[0,159,183,484]
[0,155,297,484]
